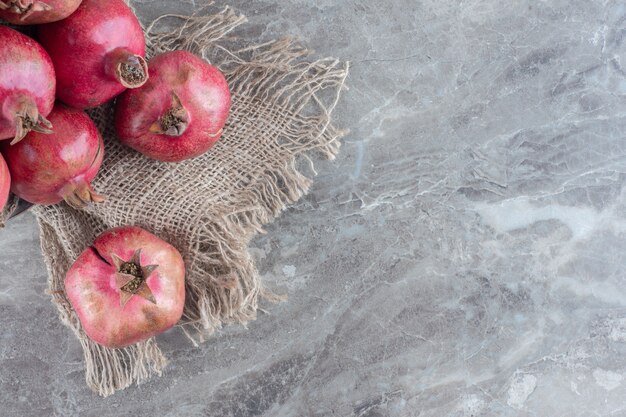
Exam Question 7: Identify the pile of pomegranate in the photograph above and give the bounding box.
[0,0,232,348]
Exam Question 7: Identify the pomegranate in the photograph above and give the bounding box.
[0,153,10,211]
[0,0,82,25]
[2,103,104,208]
[65,226,186,348]
[36,0,148,109]
[0,26,55,145]
[114,50,231,162]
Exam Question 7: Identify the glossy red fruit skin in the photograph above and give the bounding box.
[0,153,10,211]
[0,26,55,143]
[115,50,231,162]
[0,0,82,25]
[2,104,103,205]
[36,0,147,109]
[65,226,186,349]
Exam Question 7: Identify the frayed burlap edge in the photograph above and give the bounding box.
[0,195,19,228]
[30,5,348,397]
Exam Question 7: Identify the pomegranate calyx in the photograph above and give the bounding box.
[149,93,189,137]
[60,141,105,208]
[104,48,149,89]
[12,101,53,145]
[111,249,158,307]
[117,56,148,88]
[0,0,52,20]
[63,182,105,208]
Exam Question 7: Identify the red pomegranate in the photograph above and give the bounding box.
[36,0,147,109]
[2,104,104,207]
[0,0,82,25]
[65,226,186,348]
[0,153,10,211]
[115,50,231,162]
[0,26,55,145]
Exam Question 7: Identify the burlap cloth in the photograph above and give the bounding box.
[3,5,348,396]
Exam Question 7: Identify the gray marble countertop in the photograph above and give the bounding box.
[2,1,626,416]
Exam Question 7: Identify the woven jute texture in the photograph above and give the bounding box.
[25,6,347,396]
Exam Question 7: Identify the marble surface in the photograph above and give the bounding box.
[2,0,626,415]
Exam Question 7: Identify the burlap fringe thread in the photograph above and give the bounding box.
[14,6,348,396]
